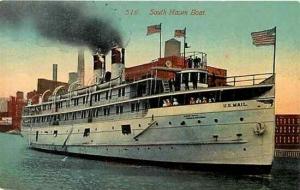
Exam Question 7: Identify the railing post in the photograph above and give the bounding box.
[253,75,255,85]
[233,77,236,86]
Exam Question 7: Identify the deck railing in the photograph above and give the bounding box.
[225,73,274,86]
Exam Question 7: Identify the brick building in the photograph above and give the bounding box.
[0,92,26,132]
[27,78,68,104]
[275,114,300,149]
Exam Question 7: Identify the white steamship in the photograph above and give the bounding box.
[22,45,275,174]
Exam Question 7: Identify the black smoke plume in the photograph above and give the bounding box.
[0,2,123,54]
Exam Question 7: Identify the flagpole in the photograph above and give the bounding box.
[183,27,186,66]
[159,23,162,59]
[272,27,276,75]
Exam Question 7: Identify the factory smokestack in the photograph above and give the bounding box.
[77,49,85,87]
[52,64,57,81]
[111,47,125,82]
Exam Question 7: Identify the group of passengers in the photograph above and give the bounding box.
[189,96,216,104]
[187,56,202,69]
[162,98,179,107]
[162,96,216,107]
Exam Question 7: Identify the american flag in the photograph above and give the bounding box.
[147,24,161,35]
[174,29,185,38]
[251,28,276,46]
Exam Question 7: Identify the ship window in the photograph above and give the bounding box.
[214,119,218,123]
[120,106,123,114]
[36,131,39,141]
[106,91,109,100]
[136,102,140,112]
[122,88,125,96]
[83,128,90,137]
[240,117,244,122]
[104,107,110,116]
[97,108,102,117]
[116,106,120,114]
[118,89,121,97]
[131,103,135,112]
[121,125,131,135]
[53,130,58,137]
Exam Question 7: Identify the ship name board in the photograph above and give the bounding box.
[223,102,247,108]
[184,114,206,119]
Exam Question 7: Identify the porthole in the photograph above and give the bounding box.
[139,124,141,127]
[240,117,244,122]
[181,121,186,125]
[171,147,174,149]
[112,126,114,130]
[169,121,172,125]
[156,122,158,126]
[243,148,247,151]
[95,128,97,131]
[198,120,201,124]
[214,119,218,123]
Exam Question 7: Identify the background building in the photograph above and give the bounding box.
[27,78,68,104]
[0,92,26,132]
[275,114,300,158]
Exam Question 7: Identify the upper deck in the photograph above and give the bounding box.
[22,72,274,118]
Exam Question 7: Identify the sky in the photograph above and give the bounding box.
[0,1,299,114]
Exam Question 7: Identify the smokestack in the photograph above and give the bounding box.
[111,47,125,82]
[68,72,78,84]
[53,64,57,81]
[77,49,85,87]
[93,53,105,84]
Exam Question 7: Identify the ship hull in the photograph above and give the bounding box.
[23,98,275,174]
[31,145,272,174]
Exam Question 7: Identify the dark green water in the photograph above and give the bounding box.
[0,133,299,190]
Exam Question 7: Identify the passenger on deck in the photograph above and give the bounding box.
[184,80,189,90]
[196,98,201,104]
[162,100,167,107]
[194,56,201,68]
[169,79,174,92]
[166,99,172,106]
[209,98,212,103]
[202,97,207,103]
[187,56,193,68]
[173,98,179,106]
[190,97,196,104]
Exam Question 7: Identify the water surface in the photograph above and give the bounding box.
[0,133,299,190]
